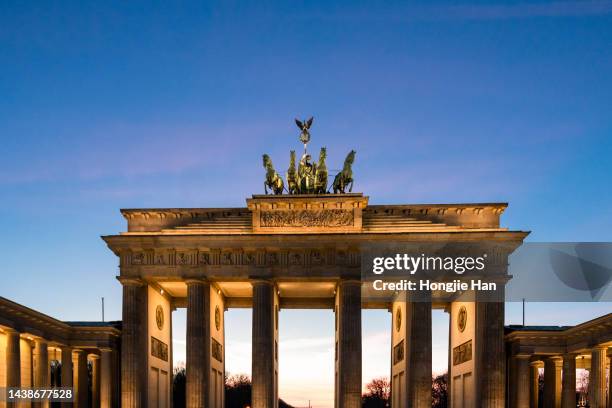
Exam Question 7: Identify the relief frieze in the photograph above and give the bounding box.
[151,336,169,362]
[221,252,234,265]
[288,252,303,265]
[260,209,354,228]
[199,252,211,265]
[243,252,256,265]
[453,339,472,366]
[127,249,358,267]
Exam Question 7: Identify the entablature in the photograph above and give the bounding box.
[0,296,121,351]
[505,313,612,355]
[117,195,515,235]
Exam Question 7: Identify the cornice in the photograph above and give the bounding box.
[116,276,146,286]
[103,230,529,245]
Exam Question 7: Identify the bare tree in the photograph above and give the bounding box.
[432,374,448,408]
[226,373,251,388]
[363,377,390,408]
[366,378,391,400]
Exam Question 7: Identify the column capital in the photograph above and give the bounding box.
[98,347,113,353]
[117,276,145,286]
[546,355,563,362]
[185,278,208,286]
[530,360,544,368]
[2,326,20,334]
[337,279,361,287]
[250,278,274,286]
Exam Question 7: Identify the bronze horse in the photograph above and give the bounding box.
[262,154,284,195]
[314,147,328,194]
[332,150,356,193]
[286,150,298,194]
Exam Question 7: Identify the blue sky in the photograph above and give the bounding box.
[1,1,611,406]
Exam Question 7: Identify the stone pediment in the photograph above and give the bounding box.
[246,193,369,234]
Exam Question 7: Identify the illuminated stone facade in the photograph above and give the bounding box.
[2,193,610,408]
[103,193,526,408]
[0,297,120,408]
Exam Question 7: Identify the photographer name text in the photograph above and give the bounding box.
[372,279,497,292]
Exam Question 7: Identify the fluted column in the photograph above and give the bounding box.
[119,277,147,408]
[61,346,73,408]
[512,355,530,408]
[336,280,362,408]
[406,298,431,407]
[73,350,88,408]
[5,329,21,387]
[33,339,49,408]
[186,279,211,408]
[91,355,101,408]
[543,357,562,408]
[560,353,576,408]
[475,301,506,407]
[252,280,276,408]
[607,351,612,408]
[529,361,542,408]
[589,346,607,408]
[100,348,113,408]
[5,329,21,408]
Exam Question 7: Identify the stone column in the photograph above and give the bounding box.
[100,348,113,408]
[335,280,362,408]
[543,357,562,408]
[405,299,432,407]
[589,346,607,408]
[186,279,211,408]
[33,339,49,408]
[5,329,21,408]
[91,355,101,408]
[5,329,21,388]
[119,277,147,408]
[61,346,73,408]
[252,280,276,408]
[512,355,530,408]
[560,353,576,408]
[73,350,88,408]
[607,350,612,408]
[475,301,506,407]
[529,361,542,408]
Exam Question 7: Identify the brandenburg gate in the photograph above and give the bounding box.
[102,192,527,408]
[101,118,532,408]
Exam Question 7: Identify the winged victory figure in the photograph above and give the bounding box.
[295,117,314,153]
